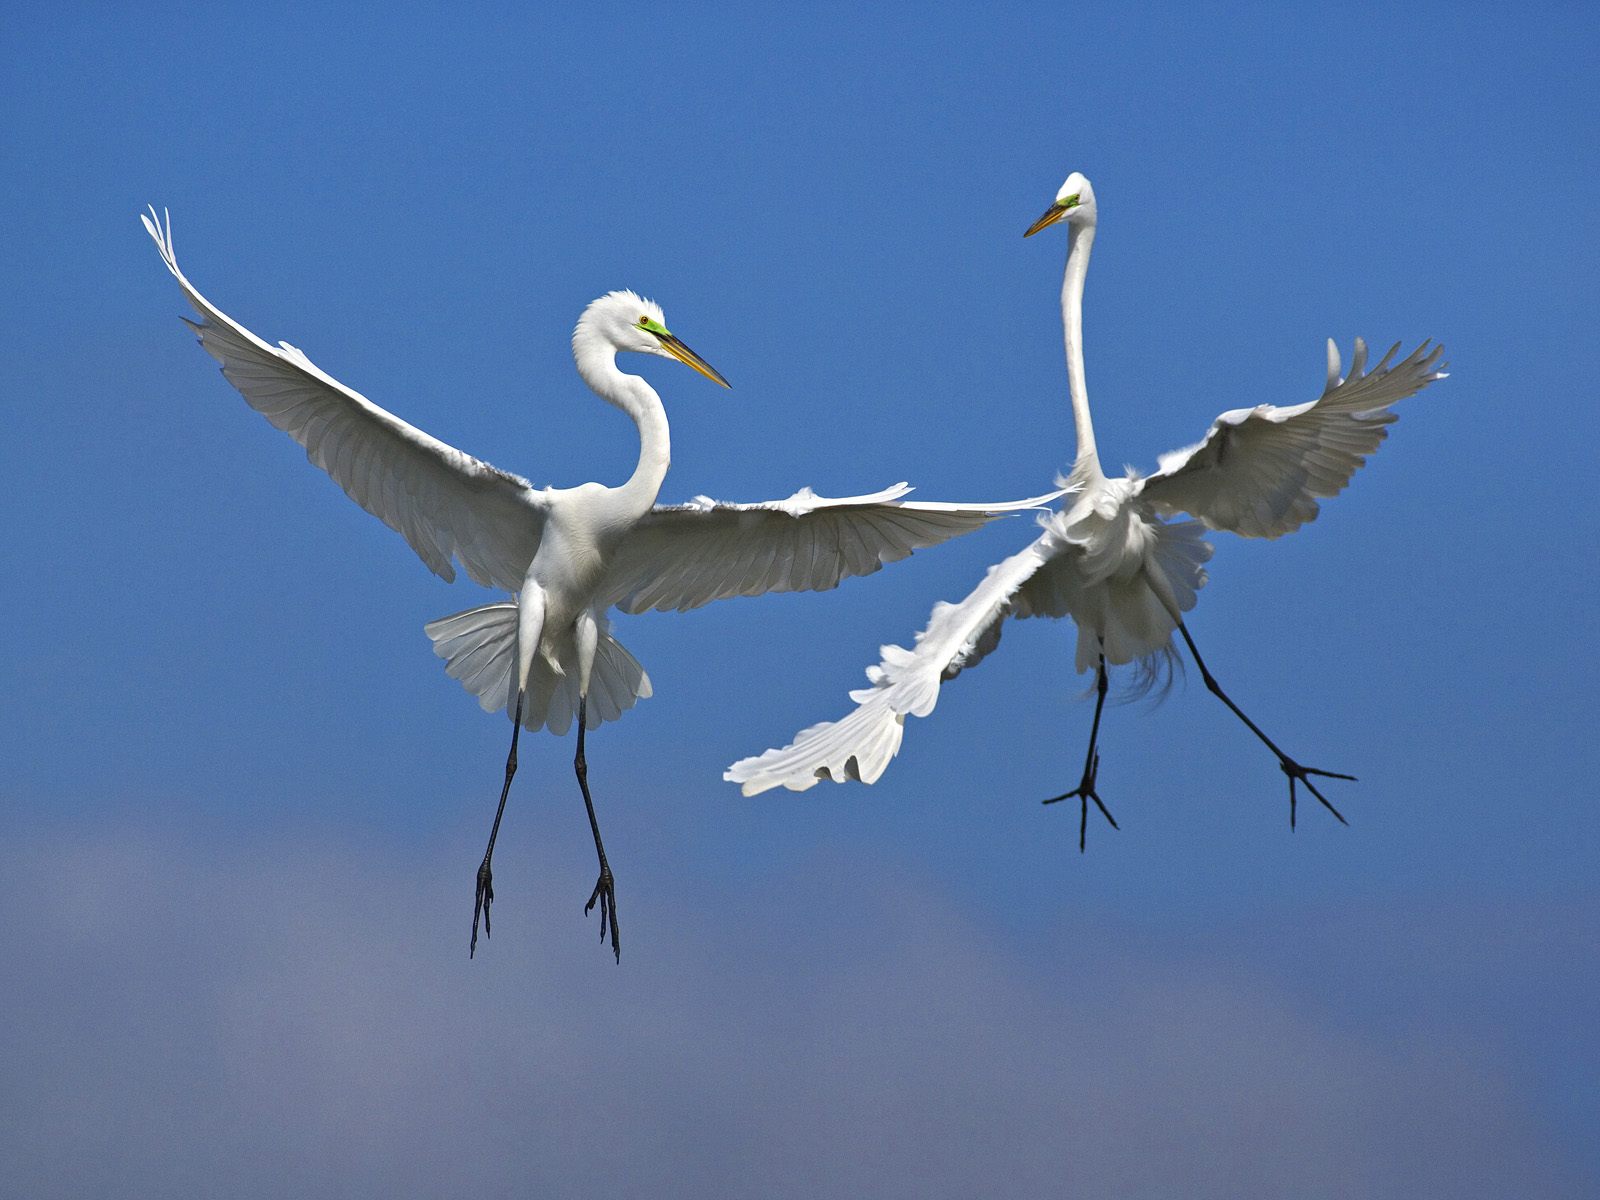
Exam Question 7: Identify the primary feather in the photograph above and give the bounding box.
[142,207,547,591]
[1138,338,1447,537]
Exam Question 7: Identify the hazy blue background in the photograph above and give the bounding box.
[4,3,1597,1196]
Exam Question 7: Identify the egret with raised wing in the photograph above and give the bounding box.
[143,208,1062,957]
[727,173,1446,847]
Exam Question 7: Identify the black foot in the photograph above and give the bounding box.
[585,866,620,963]
[1280,759,1356,829]
[1042,752,1120,852]
[470,857,493,958]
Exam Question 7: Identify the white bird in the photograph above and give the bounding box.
[727,173,1447,847]
[142,208,1063,958]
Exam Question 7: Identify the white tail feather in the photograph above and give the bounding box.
[424,603,651,735]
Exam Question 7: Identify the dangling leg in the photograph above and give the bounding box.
[570,612,619,961]
[471,584,546,957]
[1042,652,1119,852]
[471,693,522,958]
[1176,622,1353,828]
[574,698,620,962]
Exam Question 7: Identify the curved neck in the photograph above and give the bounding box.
[574,339,671,513]
[1061,222,1102,485]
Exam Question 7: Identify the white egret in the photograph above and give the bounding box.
[143,208,1062,958]
[727,173,1446,847]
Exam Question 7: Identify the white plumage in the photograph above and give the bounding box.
[727,172,1446,842]
[604,483,1056,615]
[424,603,650,737]
[143,207,1061,958]
[1140,336,1440,538]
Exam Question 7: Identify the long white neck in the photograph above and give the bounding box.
[1061,221,1103,486]
[573,336,671,514]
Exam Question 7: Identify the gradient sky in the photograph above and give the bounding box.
[4,3,1598,1196]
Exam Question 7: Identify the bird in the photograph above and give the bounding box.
[142,207,1064,959]
[726,172,1447,849]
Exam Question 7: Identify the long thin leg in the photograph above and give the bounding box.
[574,698,620,963]
[1042,653,1119,852]
[471,692,523,958]
[1176,622,1354,829]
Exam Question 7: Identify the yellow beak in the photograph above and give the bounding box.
[1023,203,1071,238]
[657,332,732,389]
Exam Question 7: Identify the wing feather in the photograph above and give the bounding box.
[1137,337,1446,538]
[143,208,547,589]
[725,535,1054,794]
[603,484,1066,614]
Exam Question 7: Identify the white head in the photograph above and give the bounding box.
[573,290,730,387]
[1023,171,1097,238]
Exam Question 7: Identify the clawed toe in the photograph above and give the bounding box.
[1280,759,1353,828]
[470,859,494,958]
[1042,753,1118,852]
[585,869,621,963]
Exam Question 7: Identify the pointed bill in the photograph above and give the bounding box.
[657,332,732,388]
[1023,203,1071,238]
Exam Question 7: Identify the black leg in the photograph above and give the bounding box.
[1175,622,1354,828]
[574,698,620,963]
[471,692,523,958]
[1042,653,1120,851]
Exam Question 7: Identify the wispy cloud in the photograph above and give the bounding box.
[1,827,1591,1199]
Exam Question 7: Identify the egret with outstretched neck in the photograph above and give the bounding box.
[727,173,1446,847]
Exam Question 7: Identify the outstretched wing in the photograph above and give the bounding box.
[1137,338,1446,538]
[724,534,1054,794]
[143,207,547,590]
[602,483,1066,614]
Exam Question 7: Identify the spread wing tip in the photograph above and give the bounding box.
[1328,334,1447,380]
[140,205,177,271]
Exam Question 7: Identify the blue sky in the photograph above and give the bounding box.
[3,3,1598,1195]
